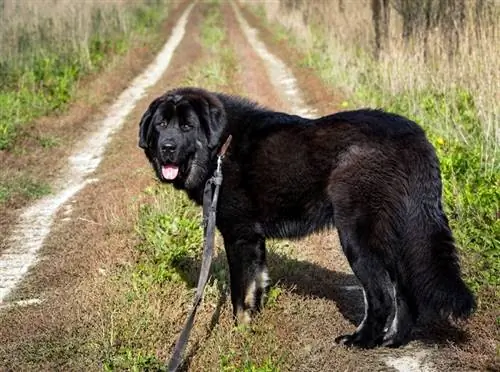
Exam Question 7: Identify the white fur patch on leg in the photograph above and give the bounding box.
[356,289,368,332]
[256,267,270,307]
[236,307,252,325]
[244,280,257,309]
[385,284,399,337]
[257,267,270,291]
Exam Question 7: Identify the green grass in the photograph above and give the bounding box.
[38,135,61,149]
[0,1,169,150]
[103,348,168,372]
[220,352,280,372]
[133,185,203,288]
[0,176,51,204]
[201,3,225,50]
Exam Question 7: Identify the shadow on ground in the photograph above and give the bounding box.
[176,250,363,323]
[174,249,472,355]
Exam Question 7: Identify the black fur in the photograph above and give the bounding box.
[138,87,475,348]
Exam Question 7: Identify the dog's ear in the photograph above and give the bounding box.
[138,97,163,149]
[205,102,226,150]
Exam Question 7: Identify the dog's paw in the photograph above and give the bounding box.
[235,308,252,325]
[381,333,410,348]
[335,333,378,349]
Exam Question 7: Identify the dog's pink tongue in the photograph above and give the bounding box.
[162,165,179,180]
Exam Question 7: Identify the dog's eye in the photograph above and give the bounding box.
[180,123,192,131]
[158,121,167,127]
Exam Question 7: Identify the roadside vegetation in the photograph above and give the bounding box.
[247,0,499,299]
[0,0,168,150]
[0,0,170,208]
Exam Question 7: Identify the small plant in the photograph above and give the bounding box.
[0,177,51,204]
[38,135,60,149]
[103,348,167,372]
[133,185,204,290]
[220,350,281,372]
[266,286,283,308]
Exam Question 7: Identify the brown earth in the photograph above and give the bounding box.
[0,1,497,371]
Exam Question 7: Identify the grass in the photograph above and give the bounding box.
[0,0,169,150]
[37,135,61,149]
[103,349,168,372]
[133,186,203,287]
[184,2,238,91]
[0,176,51,204]
[250,0,500,297]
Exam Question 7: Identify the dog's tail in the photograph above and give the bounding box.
[400,208,476,321]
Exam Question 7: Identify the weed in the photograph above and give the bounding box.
[219,339,282,372]
[134,186,203,288]
[201,5,225,50]
[266,286,283,308]
[0,0,170,150]
[103,347,167,371]
[184,4,238,91]
[38,135,61,149]
[220,354,280,372]
[0,177,51,204]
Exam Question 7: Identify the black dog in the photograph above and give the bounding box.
[138,87,475,348]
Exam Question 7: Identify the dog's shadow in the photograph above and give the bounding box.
[174,248,470,363]
[176,250,364,325]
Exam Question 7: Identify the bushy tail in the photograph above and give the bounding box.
[401,215,476,320]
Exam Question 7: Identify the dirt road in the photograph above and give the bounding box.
[0,1,494,371]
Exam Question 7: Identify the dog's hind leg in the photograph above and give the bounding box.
[222,225,269,325]
[382,279,416,347]
[334,226,394,348]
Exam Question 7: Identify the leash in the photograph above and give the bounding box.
[167,135,232,372]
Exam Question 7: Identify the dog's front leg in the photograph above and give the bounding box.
[222,227,269,325]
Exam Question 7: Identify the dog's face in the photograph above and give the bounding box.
[138,88,225,190]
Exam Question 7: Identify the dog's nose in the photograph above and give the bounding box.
[161,142,176,153]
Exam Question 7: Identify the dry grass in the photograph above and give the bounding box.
[248,0,499,165]
[0,0,162,71]
[0,0,170,149]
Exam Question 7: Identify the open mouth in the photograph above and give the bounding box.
[161,164,179,180]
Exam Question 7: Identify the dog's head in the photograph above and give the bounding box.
[138,87,226,190]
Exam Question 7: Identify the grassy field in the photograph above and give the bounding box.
[0,0,169,151]
[0,0,170,209]
[246,0,499,301]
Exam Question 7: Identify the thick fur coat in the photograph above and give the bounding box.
[138,87,475,348]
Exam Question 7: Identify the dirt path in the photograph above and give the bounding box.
[0,2,194,306]
[0,2,493,371]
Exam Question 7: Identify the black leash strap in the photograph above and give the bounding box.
[167,135,232,372]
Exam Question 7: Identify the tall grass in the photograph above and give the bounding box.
[0,0,169,149]
[246,0,499,293]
